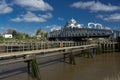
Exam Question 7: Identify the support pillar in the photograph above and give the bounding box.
[63,53,66,61]
[103,43,105,53]
[69,53,76,65]
[24,54,41,80]
[113,43,115,52]
[107,44,109,53]
[27,60,31,74]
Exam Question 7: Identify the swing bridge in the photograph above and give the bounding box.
[48,19,120,41]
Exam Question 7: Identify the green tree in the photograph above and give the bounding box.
[6,29,17,37]
[0,35,4,42]
[6,29,31,40]
[35,29,48,41]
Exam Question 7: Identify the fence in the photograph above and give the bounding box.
[0,41,91,53]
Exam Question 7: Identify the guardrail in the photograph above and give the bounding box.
[0,41,91,53]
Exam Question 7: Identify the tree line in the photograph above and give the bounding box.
[0,28,48,42]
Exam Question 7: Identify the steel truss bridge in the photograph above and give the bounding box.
[48,27,120,41]
[48,19,120,41]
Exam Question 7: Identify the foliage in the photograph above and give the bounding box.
[5,29,32,40]
[6,29,17,37]
[1,28,49,42]
[0,35,4,42]
[31,59,41,80]
[35,29,48,41]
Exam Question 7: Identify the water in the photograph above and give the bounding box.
[0,53,120,80]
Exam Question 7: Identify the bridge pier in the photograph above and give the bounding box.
[96,42,117,54]
[63,53,67,62]
[69,52,76,65]
[62,49,76,65]
[81,49,94,58]
[23,54,41,80]
[87,49,93,58]
[25,58,41,80]
[27,60,31,74]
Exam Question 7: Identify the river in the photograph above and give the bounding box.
[0,52,120,80]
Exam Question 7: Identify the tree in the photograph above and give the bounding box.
[6,29,17,37]
[35,29,48,41]
[0,35,4,42]
[6,29,31,40]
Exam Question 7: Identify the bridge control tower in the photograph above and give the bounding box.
[48,19,120,41]
[65,18,82,28]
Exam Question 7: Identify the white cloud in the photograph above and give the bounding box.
[58,17,64,21]
[97,13,120,22]
[97,15,104,19]
[0,1,13,14]
[11,17,22,22]
[50,25,61,31]
[11,12,52,22]
[43,25,62,31]
[39,13,52,19]
[70,1,120,12]
[0,27,6,30]
[44,26,51,29]
[14,0,53,11]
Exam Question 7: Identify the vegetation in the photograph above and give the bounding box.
[0,28,48,42]
[0,35,4,42]
[31,59,41,80]
[69,52,76,65]
[35,29,48,41]
[25,59,41,80]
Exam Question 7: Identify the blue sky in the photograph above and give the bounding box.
[0,0,120,35]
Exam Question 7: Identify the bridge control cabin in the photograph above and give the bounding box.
[48,19,120,41]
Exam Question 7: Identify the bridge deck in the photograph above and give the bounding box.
[0,44,97,65]
[0,44,97,58]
